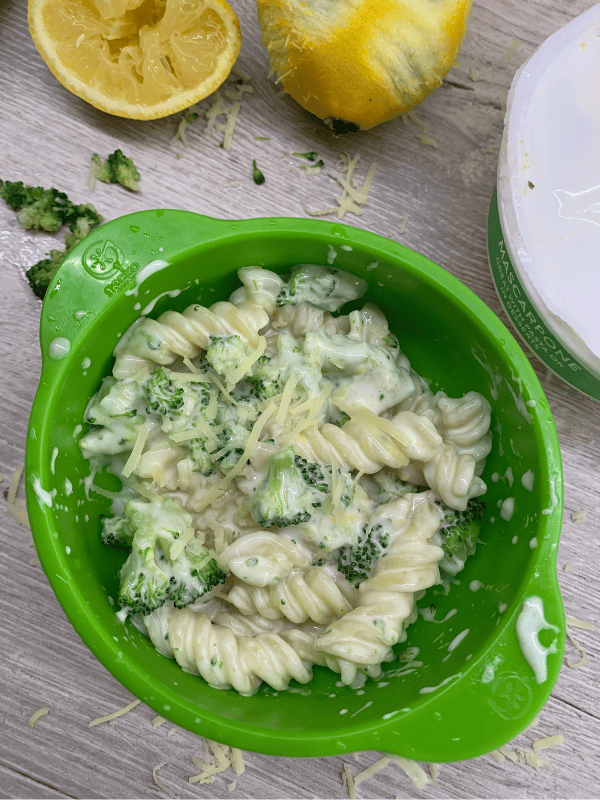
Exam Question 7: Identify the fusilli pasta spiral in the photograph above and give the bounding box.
[316,492,444,684]
[292,410,442,474]
[113,300,269,379]
[220,531,312,586]
[167,608,315,693]
[226,566,357,625]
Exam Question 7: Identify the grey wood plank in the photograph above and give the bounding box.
[1,0,599,798]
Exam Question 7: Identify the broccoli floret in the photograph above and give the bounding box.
[206,335,249,386]
[65,205,103,247]
[101,514,135,548]
[360,468,418,504]
[245,354,282,399]
[24,206,105,299]
[144,368,217,475]
[25,250,66,299]
[213,421,249,473]
[249,447,331,528]
[80,377,145,455]
[294,455,330,494]
[276,265,367,312]
[0,180,103,297]
[117,496,226,616]
[145,368,185,416]
[1,180,78,231]
[91,149,140,192]
[337,522,389,588]
[437,497,486,577]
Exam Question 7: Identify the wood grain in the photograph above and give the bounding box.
[1,0,599,797]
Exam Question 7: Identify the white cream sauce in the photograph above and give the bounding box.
[515,595,558,683]
[48,337,71,360]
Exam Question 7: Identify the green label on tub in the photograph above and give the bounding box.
[488,191,600,400]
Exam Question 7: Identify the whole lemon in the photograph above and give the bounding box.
[257,0,471,130]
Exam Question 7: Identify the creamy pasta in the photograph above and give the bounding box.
[80,265,491,695]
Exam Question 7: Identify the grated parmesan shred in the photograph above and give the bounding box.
[152,715,167,728]
[343,764,356,799]
[571,510,588,523]
[532,734,564,752]
[565,616,595,631]
[152,763,177,798]
[189,739,245,785]
[501,38,521,64]
[121,428,148,478]
[6,463,24,505]
[387,755,432,789]
[7,497,30,528]
[566,628,588,669]
[28,707,49,727]
[354,757,391,787]
[88,698,141,727]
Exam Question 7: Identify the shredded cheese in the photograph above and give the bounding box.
[208,740,231,769]
[387,755,432,789]
[532,734,564,752]
[566,628,588,669]
[353,757,391,787]
[230,748,246,776]
[415,133,438,148]
[571,510,588,523]
[182,357,200,374]
[498,746,518,763]
[566,616,595,631]
[152,715,167,728]
[429,763,440,780]
[28,707,49,727]
[333,400,409,464]
[343,764,357,799]
[88,698,141,727]
[489,749,505,763]
[217,102,241,150]
[275,374,301,427]
[406,110,426,129]
[7,497,30,528]
[169,526,196,561]
[122,428,148,478]
[301,202,337,217]
[153,763,177,798]
[228,337,267,387]
[501,38,521,64]
[192,405,276,512]
[7,463,24,505]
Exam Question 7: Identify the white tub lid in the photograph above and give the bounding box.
[498,4,600,376]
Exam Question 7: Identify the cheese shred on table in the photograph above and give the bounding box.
[152,763,177,798]
[28,707,49,727]
[88,698,141,727]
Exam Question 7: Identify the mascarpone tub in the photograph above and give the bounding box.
[488,3,600,400]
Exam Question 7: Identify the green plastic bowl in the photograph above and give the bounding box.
[26,210,564,762]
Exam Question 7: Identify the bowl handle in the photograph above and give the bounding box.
[38,209,228,373]
[379,568,565,763]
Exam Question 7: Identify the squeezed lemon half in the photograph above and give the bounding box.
[257,0,471,130]
[28,0,242,120]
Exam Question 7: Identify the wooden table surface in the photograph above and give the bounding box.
[1,0,599,797]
